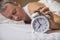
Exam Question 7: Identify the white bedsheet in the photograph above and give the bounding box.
[0,24,60,40]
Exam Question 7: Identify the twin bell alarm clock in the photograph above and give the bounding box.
[31,12,51,33]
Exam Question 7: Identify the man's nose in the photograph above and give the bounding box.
[13,16,21,21]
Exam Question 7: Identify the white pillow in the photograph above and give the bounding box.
[0,13,25,24]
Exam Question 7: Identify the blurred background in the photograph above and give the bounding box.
[14,0,38,7]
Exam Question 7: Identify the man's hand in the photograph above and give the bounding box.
[38,7,54,20]
[38,7,60,30]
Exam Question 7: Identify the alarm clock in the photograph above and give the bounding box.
[31,12,50,33]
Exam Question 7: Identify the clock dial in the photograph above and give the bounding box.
[33,19,40,31]
[31,16,49,32]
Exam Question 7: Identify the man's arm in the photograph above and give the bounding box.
[28,2,60,29]
[53,13,60,24]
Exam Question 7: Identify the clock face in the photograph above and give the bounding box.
[31,16,50,32]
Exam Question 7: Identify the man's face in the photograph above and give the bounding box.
[2,3,24,21]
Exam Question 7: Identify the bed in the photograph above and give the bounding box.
[0,24,60,40]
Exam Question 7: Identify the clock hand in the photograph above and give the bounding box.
[37,19,41,25]
[38,25,41,29]
[37,19,41,29]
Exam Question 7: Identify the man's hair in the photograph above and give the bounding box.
[0,0,13,10]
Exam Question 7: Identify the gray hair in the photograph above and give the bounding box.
[0,0,14,10]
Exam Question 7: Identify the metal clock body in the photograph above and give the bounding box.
[31,16,50,33]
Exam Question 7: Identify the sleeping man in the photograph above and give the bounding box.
[0,0,31,24]
[0,0,60,30]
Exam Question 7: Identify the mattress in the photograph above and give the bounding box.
[0,24,60,40]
